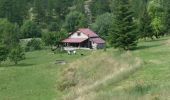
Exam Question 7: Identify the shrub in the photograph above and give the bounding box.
[9,45,25,65]
[26,38,43,51]
[0,44,8,64]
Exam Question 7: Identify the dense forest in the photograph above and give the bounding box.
[0,0,170,63]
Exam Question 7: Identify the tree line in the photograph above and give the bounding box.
[0,0,170,64]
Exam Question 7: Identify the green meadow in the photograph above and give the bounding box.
[1,36,170,100]
[0,50,91,100]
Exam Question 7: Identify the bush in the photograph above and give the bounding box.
[26,38,43,51]
[9,45,25,65]
[0,44,8,63]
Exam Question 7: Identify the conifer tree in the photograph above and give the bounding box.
[32,0,46,25]
[164,0,170,34]
[139,0,154,39]
[0,0,28,25]
[109,0,137,50]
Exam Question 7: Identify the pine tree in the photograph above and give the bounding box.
[32,0,46,25]
[164,0,170,34]
[0,0,28,25]
[139,0,154,39]
[109,0,137,50]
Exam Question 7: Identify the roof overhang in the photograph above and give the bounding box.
[62,38,88,43]
[90,38,105,44]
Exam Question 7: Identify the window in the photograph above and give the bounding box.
[77,32,81,36]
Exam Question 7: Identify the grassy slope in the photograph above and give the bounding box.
[0,50,91,100]
[90,37,170,100]
[1,36,170,100]
[61,49,143,100]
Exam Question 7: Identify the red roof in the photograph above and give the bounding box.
[78,28,98,37]
[90,38,105,44]
[62,38,87,43]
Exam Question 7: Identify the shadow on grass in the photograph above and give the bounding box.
[143,38,168,42]
[135,44,162,51]
[0,63,35,68]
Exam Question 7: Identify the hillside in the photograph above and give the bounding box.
[1,36,170,100]
[60,36,170,100]
[1,0,170,99]
[0,50,91,100]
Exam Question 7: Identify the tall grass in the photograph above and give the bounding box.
[58,50,143,100]
[80,37,170,100]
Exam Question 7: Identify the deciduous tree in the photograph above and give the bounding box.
[63,11,87,32]
[21,20,41,38]
[91,13,114,40]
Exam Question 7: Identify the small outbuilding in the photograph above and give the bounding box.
[62,28,106,49]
